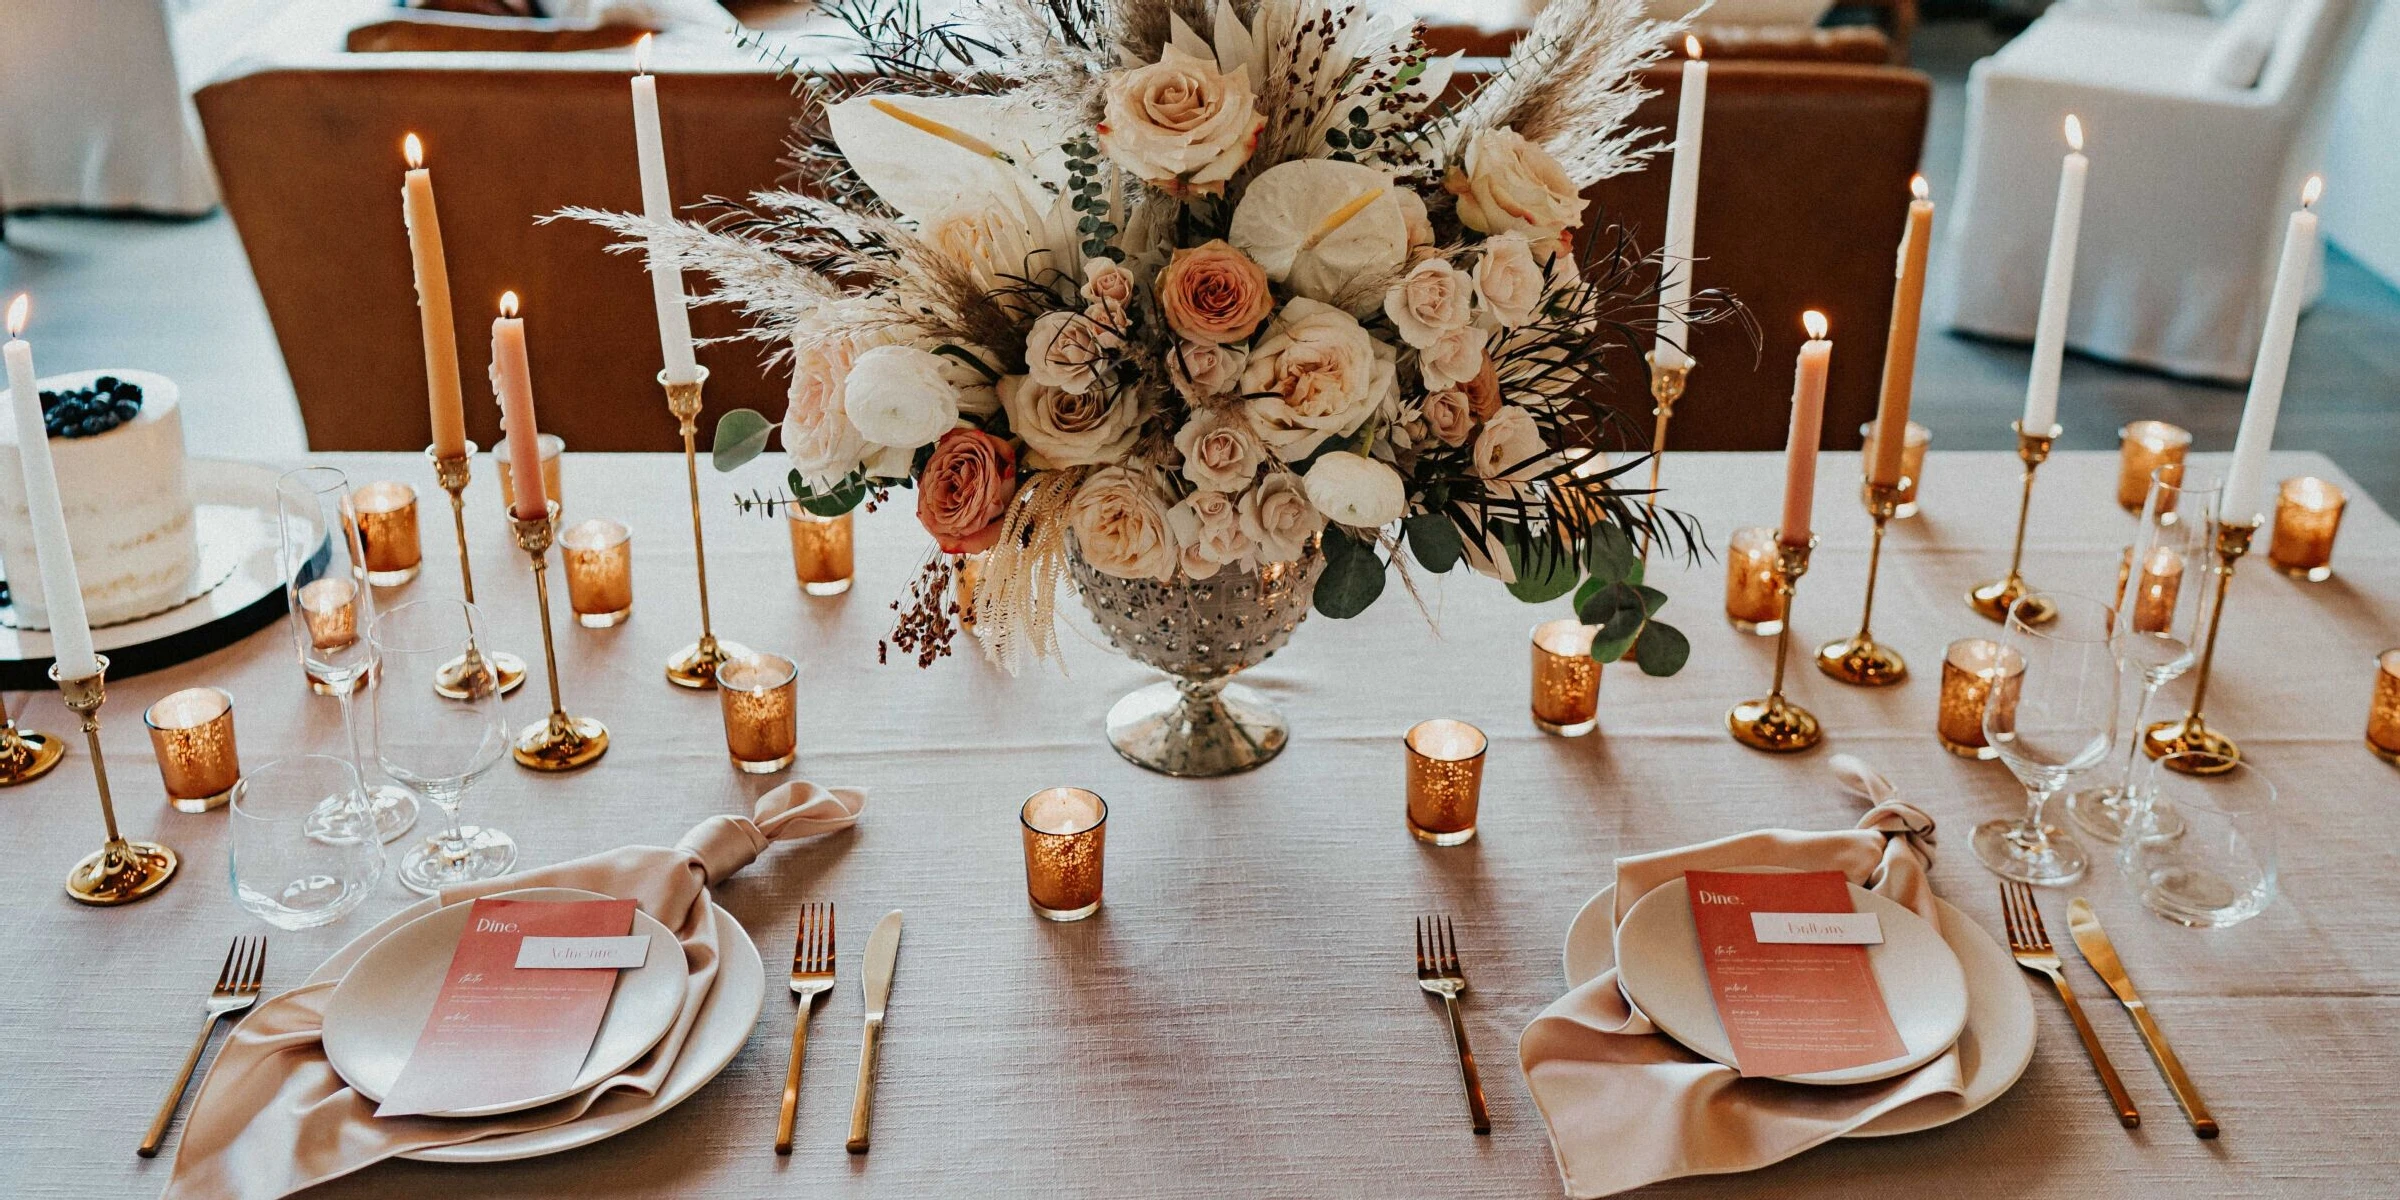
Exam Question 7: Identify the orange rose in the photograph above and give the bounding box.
[1463,354,1502,422]
[915,429,1018,554]
[1155,240,1274,345]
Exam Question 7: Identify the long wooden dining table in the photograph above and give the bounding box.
[4,448,2396,1197]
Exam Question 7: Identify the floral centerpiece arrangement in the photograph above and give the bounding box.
[579,0,1729,760]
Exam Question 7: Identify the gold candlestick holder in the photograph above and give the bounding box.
[1968,421,2062,625]
[1817,480,1909,686]
[0,688,66,786]
[660,367,751,689]
[1729,537,1823,753]
[509,502,608,771]
[426,443,526,698]
[53,656,178,904]
[2141,516,2258,775]
[1637,352,1691,564]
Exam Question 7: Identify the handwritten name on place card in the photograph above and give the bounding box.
[1750,912,1884,945]
[516,934,652,970]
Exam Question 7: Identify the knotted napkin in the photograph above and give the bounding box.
[1518,761,1963,1198]
[164,782,862,1200]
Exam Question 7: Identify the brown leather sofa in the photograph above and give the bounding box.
[197,50,1923,453]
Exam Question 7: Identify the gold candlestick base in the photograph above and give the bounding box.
[665,636,752,691]
[0,717,66,786]
[52,657,178,905]
[1968,422,2061,625]
[1729,538,1824,753]
[1818,480,1909,687]
[2140,716,2239,770]
[510,503,608,772]
[2141,517,2258,776]
[427,443,526,697]
[661,367,744,689]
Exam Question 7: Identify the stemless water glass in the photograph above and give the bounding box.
[229,755,383,930]
[1978,592,2120,886]
[369,598,515,894]
[278,466,417,844]
[2120,752,2277,927]
[2069,472,2221,843]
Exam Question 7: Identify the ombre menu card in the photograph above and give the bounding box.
[376,898,638,1117]
[1684,870,1906,1078]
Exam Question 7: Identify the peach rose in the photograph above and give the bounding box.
[1024,310,1119,395]
[1155,240,1274,345]
[1473,233,1546,328]
[1423,389,1475,447]
[1418,325,1488,393]
[1172,407,1267,492]
[915,428,1018,554]
[1239,470,1325,564]
[1240,298,1396,460]
[998,374,1144,469]
[1070,466,1180,582]
[1167,337,1247,401]
[1448,128,1587,250]
[1166,489,1257,580]
[1080,257,1138,331]
[1382,258,1476,350]
[1463,354,1502,421]
[1097,44,1264,196]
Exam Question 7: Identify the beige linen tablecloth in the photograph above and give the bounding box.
[3,449,2396,1197]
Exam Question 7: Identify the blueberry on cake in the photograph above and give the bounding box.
[1,369,202,626]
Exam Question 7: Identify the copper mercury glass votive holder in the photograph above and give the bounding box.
[144,687,241,813]
[787,510,855,597]
[1405,719,1487,846]
[1724,526,1786,636]
[1937,637,2023,759]
[1529,619,1601,737]
[718,651,799,774]
[492,433,565,520]
[559,518,634,627]
[2368,649,2400,765]
[1021,786,1107,921]
[1858,419,1930,518]
[2269,476,2346,582]
[348,481,422,586]
[2117,421,2192,513]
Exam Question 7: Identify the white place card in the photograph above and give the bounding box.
[514,934,653,970]
[1750,912,1884,945]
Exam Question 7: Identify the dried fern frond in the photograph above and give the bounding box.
[976,469,1085,673]
[546,206,844,349]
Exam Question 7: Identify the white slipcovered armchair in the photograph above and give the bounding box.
[1939,0,2367,382]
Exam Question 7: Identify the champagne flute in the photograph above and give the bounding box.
[370,598,514,894]
[277,466,417,843]
[1977,591,2120,885]
[2068,471,2222,843]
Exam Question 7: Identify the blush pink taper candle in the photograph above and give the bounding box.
[490,291,548,521]
[1780,310,1832,546]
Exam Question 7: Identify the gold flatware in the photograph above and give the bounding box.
[2000,881,2138,1128]
[1415,915,1492,1134]
[846,909,902,1154]
[141,935,265,1157]
[2069,898,2218,1138]
[776,902,836,1155]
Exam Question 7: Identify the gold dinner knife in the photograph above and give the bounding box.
[2068,898,2218,1138]
[846,909,903,1153]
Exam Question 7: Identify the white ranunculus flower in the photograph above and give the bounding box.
[1418,325,1488,393]
[843,344,963,450]
[1474,232,1547,328]
[1304,450,1407,529]
[1069,466,1180,582]
[1449,128,1586,249]
[1382,257,1476,349]
[1229,158,1410,313]
[1239,470,1325,563]
[1471,404,1550,480]
[999,374,1144,469]
[1166,489,1257,580]
[1241,298,1394,460]
[1173,407,1268,493]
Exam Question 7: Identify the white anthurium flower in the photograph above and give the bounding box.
[1229,159,1410,315]
[824,94,1075,226]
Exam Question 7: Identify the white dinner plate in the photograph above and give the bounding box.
[322,887,689,1118]
[1563,882,2037,1136]
[1614,872,1969,1086]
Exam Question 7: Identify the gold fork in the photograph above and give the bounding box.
[776,902,835,1155]
[1415,915,1491,1134]
[141,935,265,1157]
[2000,881,2138,1128]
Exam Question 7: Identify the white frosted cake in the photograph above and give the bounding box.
[0,368,201,627]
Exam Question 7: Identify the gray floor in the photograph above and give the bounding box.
[2,18,2396,507]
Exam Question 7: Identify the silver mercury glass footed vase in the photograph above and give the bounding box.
[1071,542,1325,778]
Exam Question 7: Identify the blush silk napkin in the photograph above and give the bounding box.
[1517,757,1962,1198]
[163,782,863,1200]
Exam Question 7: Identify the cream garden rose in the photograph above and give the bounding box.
[1240,297,1396,460]
[999,374,1144,468]
[784,324,908,487]
[843,344,962,450]
[1239,470,1325,563]
[1172,407,1267,492]
[1471,404,1549,480]
[1418,325,1488,393]
[1449,128,1587,250]
[1304,450,1407,529]
[1069,466,1180,582]
[1473,233,1546,328]
[1097,44,1263,196]
[1167,337,1247,401]
[1382,258,1476,349]
[1024,311,1120,395]
[1166,489,1258,579]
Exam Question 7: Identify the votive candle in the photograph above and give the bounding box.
[1529,619,1601,737]
[718,651,798,773]
[1404,719,1486,846]
[1021,786,1107,921]
[1937,637,2022,759]
[1724,526,1785,635]
[559,518,633,626]
[2369,649,2400,764]
[2269,476,2345,581]
[145,687,241,813]
[2116,421,2191,512]
[2131,546,2184,634]
[350,481,422,586]
[788,511,855,597]
[297,577,360,651]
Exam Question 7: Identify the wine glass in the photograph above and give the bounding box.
[229,755,384,930]
[369,598,515,894]
[1977,591,2121,885]
[277,466,417,843]
[2067,471,2223,843]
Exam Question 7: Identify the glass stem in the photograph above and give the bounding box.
[2117,680,2162,803]
[336,688,375,810]
[439,796,470,859]
[2021,780,2059,851]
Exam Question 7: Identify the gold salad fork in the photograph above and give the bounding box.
[2000,881,2138,1128]
[776,902,836,1155]
[1415,915,1492,1134]
[141,935,265,1157]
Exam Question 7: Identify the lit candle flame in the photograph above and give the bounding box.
[634,31,652,75]
[1685,35,1703,59]
[403,133,424,169]
[5,294,25,338]
[1803,310,1829,340]
[2302,175,2324,209]
[1910,174,1930,202]
[2064,114,2084,153]
[499,291,520,319]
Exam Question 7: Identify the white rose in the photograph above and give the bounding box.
[842,344,962,450]
[1381,258,1476,349]
[1165,489,1257,580]
[1173,408,1267,492]
[783,325,905,488]
[1449,128,1587,248]
[1422,389,1475,447]
[1239,470,1326,564]
[1167,338,1247,402]
[1069,466,1180,582]
[1304,451,1407,529]
[999,374,1143,469]
[1096,44,1264,196]
[1241,298,1395,460]
[1418,325,1488,393]
[1471,404,1550,480]
[1474,233,1546,328]
[1024,311,1119,395]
